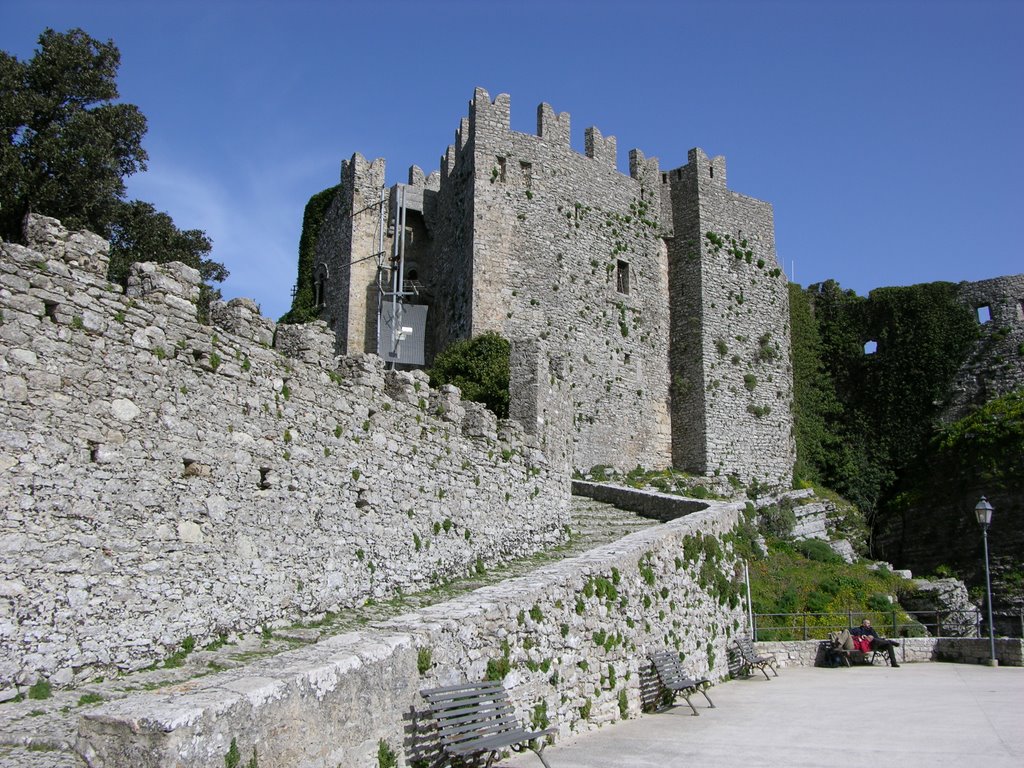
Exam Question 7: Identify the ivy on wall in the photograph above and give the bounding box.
[279,184,341,324]
[789,279,979,519]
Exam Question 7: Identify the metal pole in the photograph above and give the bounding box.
[981,526,998,666]
[744,561,754,638]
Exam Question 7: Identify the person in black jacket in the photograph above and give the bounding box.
[851,619,900,667]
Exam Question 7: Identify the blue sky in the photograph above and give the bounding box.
[3,0,1021,320]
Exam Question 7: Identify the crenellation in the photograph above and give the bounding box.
[318,88,795,484]
[537,102,571,146]
[584,126,617,167]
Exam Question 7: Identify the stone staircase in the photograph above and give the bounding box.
[0,497,656,768]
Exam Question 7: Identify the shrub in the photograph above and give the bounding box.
[428,332,510,418]
[795,539,843,563]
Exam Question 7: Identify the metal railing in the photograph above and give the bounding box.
[751,608,985,641]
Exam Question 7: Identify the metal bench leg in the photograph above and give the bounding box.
[700,687,716,708]
[531,744,553,768]
[680,691,699,715]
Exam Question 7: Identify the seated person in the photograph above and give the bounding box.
[850,619,900,667]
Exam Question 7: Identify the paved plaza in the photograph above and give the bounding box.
[502,662,1024,768]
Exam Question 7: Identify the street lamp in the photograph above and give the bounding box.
[973,497,998,667]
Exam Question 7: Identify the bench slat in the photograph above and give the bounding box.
[421,681,555,767]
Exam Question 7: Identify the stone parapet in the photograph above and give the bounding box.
[78,499,748,767]
[753,637,1023,667]
[0,221,570,694]
[571,480,709,521]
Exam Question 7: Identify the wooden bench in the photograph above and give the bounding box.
[733,637,779,680]
[649,651,715,715]
[420,680,556,767]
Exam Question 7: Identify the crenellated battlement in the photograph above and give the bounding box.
[537,102,571,146]
[584,125,617,167]
[318,88,797,488]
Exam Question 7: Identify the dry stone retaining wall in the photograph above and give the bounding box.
[78,499,748,768]
[0,216,569,694]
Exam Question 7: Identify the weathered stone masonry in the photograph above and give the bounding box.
[317,88,796,486]
[78,498,749,768]
[0,215,570,692]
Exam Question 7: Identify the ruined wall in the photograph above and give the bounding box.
[0,216,570,692]
[943,274,1024,422]
[665,148,795,485]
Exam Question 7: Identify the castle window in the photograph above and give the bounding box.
[616,260,630,295]
[976,304,991,324]
[662,173,668,184]
[496,156,507,182]
[314,264,330,308]
[864,340,877,355]
[709,164,715,179]
[520,161,533,189]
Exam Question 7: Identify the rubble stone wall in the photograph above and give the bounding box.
[0,216,570,693]
[78,500,748,768]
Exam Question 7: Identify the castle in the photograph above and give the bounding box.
[315,88,796,486]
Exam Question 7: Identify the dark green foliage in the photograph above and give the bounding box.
[1,28,146,240]
[224,738,240,768]
[428,332,510,418]
[377,740,397,768]
[1,28,224,299]
[794,538,843,564]
[931,388,1024,489]
[758,500,796,540]
[107,201,223,297]
[279,184,340,324]
[787,283,844,486]
[791,279,978,517]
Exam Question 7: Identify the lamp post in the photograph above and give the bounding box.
[973,497,998,667]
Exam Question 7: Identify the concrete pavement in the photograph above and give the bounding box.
[501,663,1024,768]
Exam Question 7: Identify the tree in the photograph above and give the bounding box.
[107,200,227,316]
[107,200,221,285]
[428,333,510,418]
[1,28,224,298]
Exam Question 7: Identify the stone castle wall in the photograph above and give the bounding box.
[318,88,795,484]
[464,88,673,472]
[78,498,748,767]
[0,216,570,692]
[665,149,794,485]
[944,274,1024,422]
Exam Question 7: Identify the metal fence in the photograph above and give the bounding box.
[751,608,985,641]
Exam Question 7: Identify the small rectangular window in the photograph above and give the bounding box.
[864,340,877,355]
[496,156,507,182]
[616,260,630,295]
[976,305,991,324]
[520,161,532,189]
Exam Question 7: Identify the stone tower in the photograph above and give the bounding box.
[664,149,794,485]
[314,89,795,485]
